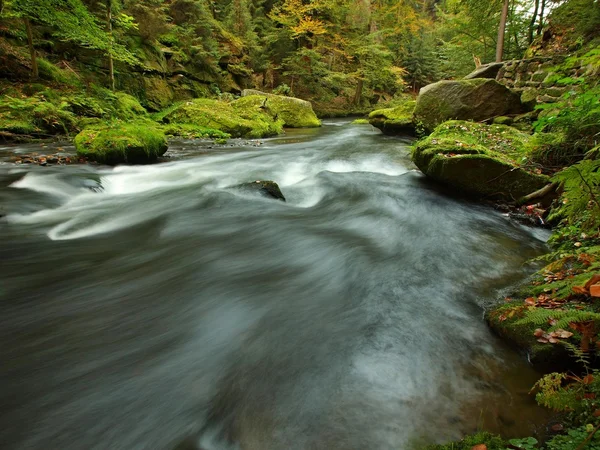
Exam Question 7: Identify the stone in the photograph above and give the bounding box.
[413,79,524,133]
[531,71,548,82]
[240,90,321,128]
[234,180,286,201]
[411,120,549,200]
[368,99,416,136]
[74,121,168,165]
[464,62,505,80]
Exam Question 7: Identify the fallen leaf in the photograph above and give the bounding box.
[471,445,487,450]
[583,374,594,384]
[525,297,536,306]
[551,423,564,431]
[537,338,549,343]
[534,328,545,337]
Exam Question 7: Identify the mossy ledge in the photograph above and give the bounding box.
[159,98,284,138]
[74,121,168,165]
[368,99,416,135]
[411,120,549,201]
[240,90,321,128]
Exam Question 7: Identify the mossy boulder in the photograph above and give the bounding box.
[74,121,168,165]
[240,90,321,128]
[160,98,284,138]
[368,100,416,135]
[413,79,525,133]
[412,121,549,200]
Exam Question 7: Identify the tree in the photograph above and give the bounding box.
[6,0,136,79]
[496,0,510,61]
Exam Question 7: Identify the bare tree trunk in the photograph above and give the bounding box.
[353,77,363,105]
[537,0,546,36]
[528,0,540,43]
[106,0,115,90]
[495,0,510,62]
[24,18,38,79]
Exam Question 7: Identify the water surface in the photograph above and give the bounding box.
[0,121,550,449]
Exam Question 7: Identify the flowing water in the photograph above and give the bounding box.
[0,121,551,450]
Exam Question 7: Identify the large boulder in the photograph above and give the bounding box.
[413,79,524,133]
[412,120,549,200]
[161,98,283,138]
[368,99,416,135]
[74,121,168,165]
[240,90,321,128]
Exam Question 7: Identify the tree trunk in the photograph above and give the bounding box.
[528,0,540,44]
[495,0,510,62]
[24,18,38,79]
[106,0,115,90]
[537,0,546,36]
[353,77,363,105]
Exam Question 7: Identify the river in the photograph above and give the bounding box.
[0,121,550,450]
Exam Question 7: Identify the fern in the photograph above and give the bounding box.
[515,307,600,330]
[552,158,600,230]
[562,340,592,368]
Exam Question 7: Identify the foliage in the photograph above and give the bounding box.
[551,159,600,232]
[534,84,600,160]
[422,432,507,450]
[6,0,137,64]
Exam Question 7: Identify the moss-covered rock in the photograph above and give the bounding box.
[368,100,416,135]
[413,79,525,133]
[74,121,168,165]
[412,121,549,200]
[240,90,321,128]
[160,98,284,138]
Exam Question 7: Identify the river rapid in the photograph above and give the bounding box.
[0,121,550,450]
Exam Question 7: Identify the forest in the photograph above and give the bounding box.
[1,0,600,449]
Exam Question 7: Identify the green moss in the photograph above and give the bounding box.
[160,123,230,139]
[411,121,549,199]
[237,92,321,128]
[37,58,82,87]
[143,77,174,111]
[351,118,369,124]
[422,432,507,450]
[74,120,168,165]
[368,100,416,135]
[115,93,147,119]
[160,98,284,138]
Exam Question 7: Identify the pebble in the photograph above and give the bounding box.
[13,153,76,166]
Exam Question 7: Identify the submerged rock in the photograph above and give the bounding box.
[368,99,416,135]
[411,120,549,200]
[240,90,321,128]
[413,79,524,133]
[74,121,168,165]
[234,180,286,201]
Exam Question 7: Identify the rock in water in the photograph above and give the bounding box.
[413,78,524,133]
[74,122,168,165]
[411,120,549,201]
[240,90,321,128]
[368,99,416,136]
[234,180,286,201]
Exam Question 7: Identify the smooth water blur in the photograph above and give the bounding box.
[0,122,550,450]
